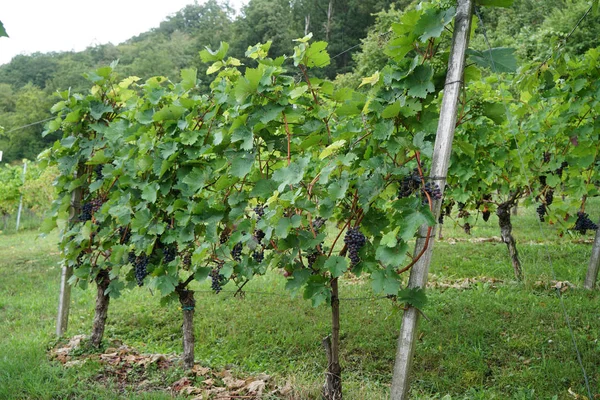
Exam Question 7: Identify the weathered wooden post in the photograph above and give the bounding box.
[390,1,474,398]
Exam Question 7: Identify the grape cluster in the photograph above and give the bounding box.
[398,170,422,198]
[128,251,136,264]
[134,253,149,286]
[94,164,104,180]
[421,182,442,204]
[573,212,598,235]
[252,250,264,263]
[307,251,319,269]
[463,222,472,235]
[482,209,491,222]
[313,217,326,231]
[344,227,366,265]
[231,242,242,261]
[253,204,265,218]
[555,161,568,178]
[210,265,226,293]
[254,229,265,244]
[163,245,177,263]
[469,98,484,117]
[543,152,551,163]
[182,252,192,269]
[536,204,547,222]
[219,229,230,244]
[118,226,131,244]
[545,190,554,206]
[539,175,547,186]
[79,202,94,221]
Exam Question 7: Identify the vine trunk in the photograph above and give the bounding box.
[497,203,523,281]
[322,277,342,400]
[177,287,196,369]
[90,269,111,347]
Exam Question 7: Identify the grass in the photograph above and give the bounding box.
[0,201,599,399]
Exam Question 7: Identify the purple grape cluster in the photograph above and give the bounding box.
[463,222,472,235]
[252,250,264,263]
[94,164,104,180]
[536,204,547,222]
[253,204,265,218]
[182,252,192,269]
[482,209,491,222]
[573,212,598,234]
[210,265,226,293]
[398,170,422,198]
[313,217,326,231]
[231,242,242,261]
[163,244,177,263]
[421,182,442,204]
[254,229,265,244]
[344,227,366,265]
[134,253,149,286]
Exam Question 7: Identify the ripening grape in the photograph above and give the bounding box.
[252,250,264,263]
[231,242,242,261]
[545,190,554,206]
[573,212,598,234]
[463,222,471,235]
[210,265,226,293]
[398,169,422,198]
[536,204,546,222]
[134,253,149,286]
[182,252,192,269]
[253,204,265,219]
[94,164,104,180]
[79,202,93,222]
[421,182,442,204]
[482,209,491,222]
[254,229,265,244]
[344,227,366,266]
[163,244,177,263]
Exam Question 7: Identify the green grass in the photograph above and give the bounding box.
[0,202,599,399]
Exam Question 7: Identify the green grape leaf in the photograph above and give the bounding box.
[375,241,409,268]
[406,65,435,98]
[272,157,310,191]
[155,274,179,296]
[180,68,197,91]
[397,287,428,309]
[200,42,229,63]
[325,256,348,278]
[467,48,517,73]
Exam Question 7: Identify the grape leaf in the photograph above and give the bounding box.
[325,256,348,278]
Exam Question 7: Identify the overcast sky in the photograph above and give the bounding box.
[0,0,246,66]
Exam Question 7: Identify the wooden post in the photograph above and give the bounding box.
[390,1,473,398]
[584,220,600,290]
[56,169,83,337]
[15,161,27,231]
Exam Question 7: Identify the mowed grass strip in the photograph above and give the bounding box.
[0,202,598,399]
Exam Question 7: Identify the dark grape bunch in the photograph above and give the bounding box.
[313,217,326,231]
[344,227,366,265]
[539,175,547,186]
[536,204,547,222]
[163,244,177,263]
[421,182,442,204]
[219,228,230,244]
[182,252,192,270]
[543,152,551,164]
[482,209,491,222]
[134,253,149,286]
[210,264,226,293]
[118,226,131,244]
[573,212,598,235]
[94,164,104,180]
[252,250,264,263]
[545,190,554,206]
[555,161,568,178]
[79,198,104,221]
[254,229,265,244]
[253,204,265,219]
[128,251,136,264]
[307,250,319,268]
[79,202,94,221]
[398,169,422,198]
[463,222,472,235]
[231,242,242,261]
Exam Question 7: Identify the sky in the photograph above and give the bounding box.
[0,0,246,66]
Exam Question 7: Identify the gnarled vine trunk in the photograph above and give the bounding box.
[497,203,522,281]
[323,278,342,400]
[90,269,111,347]
[584,220,600,290]
[177,287,196,369]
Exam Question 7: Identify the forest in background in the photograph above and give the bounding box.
[0,0,598,163]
